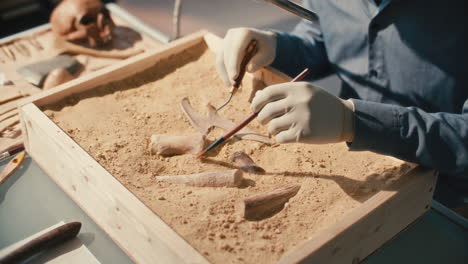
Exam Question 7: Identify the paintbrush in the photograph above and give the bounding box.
[0,143,24,162]
[197,68,310,158]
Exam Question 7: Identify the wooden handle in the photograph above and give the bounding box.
[53,38,144,59]
[0,151,25,185]
[0,222,82,264]
[231,39,258,92]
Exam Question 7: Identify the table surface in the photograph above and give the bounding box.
[1,155,467,264]
[2,2,467,263]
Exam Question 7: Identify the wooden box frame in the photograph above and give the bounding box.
[18,31,437,264]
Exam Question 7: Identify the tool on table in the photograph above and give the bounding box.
[197,68,310,158]
[260,0,319,22]
[0,151,25,185]
[0,144,24,162]
[17,55,80,87]
[216,39,258,112]
[0,222,82,264]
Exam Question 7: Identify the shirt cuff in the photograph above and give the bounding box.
[347,99,403,156]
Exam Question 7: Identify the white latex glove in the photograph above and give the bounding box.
[251,82,355,144]
[216,27,276,88]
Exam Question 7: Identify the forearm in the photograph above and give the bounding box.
[348,99,468,176]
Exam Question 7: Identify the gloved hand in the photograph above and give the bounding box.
[216,27,276,88]
[251,82,356,144]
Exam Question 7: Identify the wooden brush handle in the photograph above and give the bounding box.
[0,222,82,264]
[231,39,258,91]
[0,151,25,185]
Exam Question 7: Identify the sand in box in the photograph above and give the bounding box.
[43,42,412,264]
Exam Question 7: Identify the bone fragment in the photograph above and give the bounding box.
[1,46,15,61]
[155,169,244,187]
[237,184,301,220]
[0,138,23,155]
[14,41,30,57]
[0,110,18,123]
[230,151,265,174]
[148,133,205,156]
[51,37,144,59]
[50,0,115,47]
[0,116,20,134]
[0,93,28,105]
[43,68,75,90]
[180,97,271,144]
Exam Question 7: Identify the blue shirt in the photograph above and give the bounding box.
[270,0,468,198]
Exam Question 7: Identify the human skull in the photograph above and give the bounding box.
[50,0,115,47]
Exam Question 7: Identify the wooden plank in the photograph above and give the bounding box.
[22,30,208,108]
[279,167,437,264]
[19,103,209,264]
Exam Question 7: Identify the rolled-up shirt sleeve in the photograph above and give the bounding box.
[349,99,468,176]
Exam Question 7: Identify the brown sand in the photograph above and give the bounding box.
[43,43,412,264]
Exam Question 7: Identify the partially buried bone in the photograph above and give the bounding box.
[50,37,143,59]
[43,68,75,90]
[237,184,301,220]
[180,97,271,144]
[230,151,265,174]
[155,169,244,187]
[148,133,205,156]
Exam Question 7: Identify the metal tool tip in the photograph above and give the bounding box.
[195,151,206,159]
[216,93,233,112]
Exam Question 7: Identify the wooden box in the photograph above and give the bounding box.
[18,31,437,264]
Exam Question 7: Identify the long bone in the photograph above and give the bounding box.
[155,169,244,187]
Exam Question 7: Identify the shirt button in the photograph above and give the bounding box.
[369,69,378,77]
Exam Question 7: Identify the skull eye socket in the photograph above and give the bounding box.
[79,14,95,25]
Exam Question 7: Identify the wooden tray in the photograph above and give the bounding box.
[0,3,166,154]
[18,31,437,264]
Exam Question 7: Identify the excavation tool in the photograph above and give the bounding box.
[197,67,310,158]
[260,0,319,22]
[0,143,24,162]
[215,39,258,111]
[0,222,82,263]
[0,151,25,185]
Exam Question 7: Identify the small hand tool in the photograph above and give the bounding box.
[0,151,25,185]
[0,143,24,162]
[17,55,80,87]
[0,222,82,264]
[216,39,258,111]
[197,68,310,158]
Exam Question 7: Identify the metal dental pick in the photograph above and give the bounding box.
[216,39,258,112]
